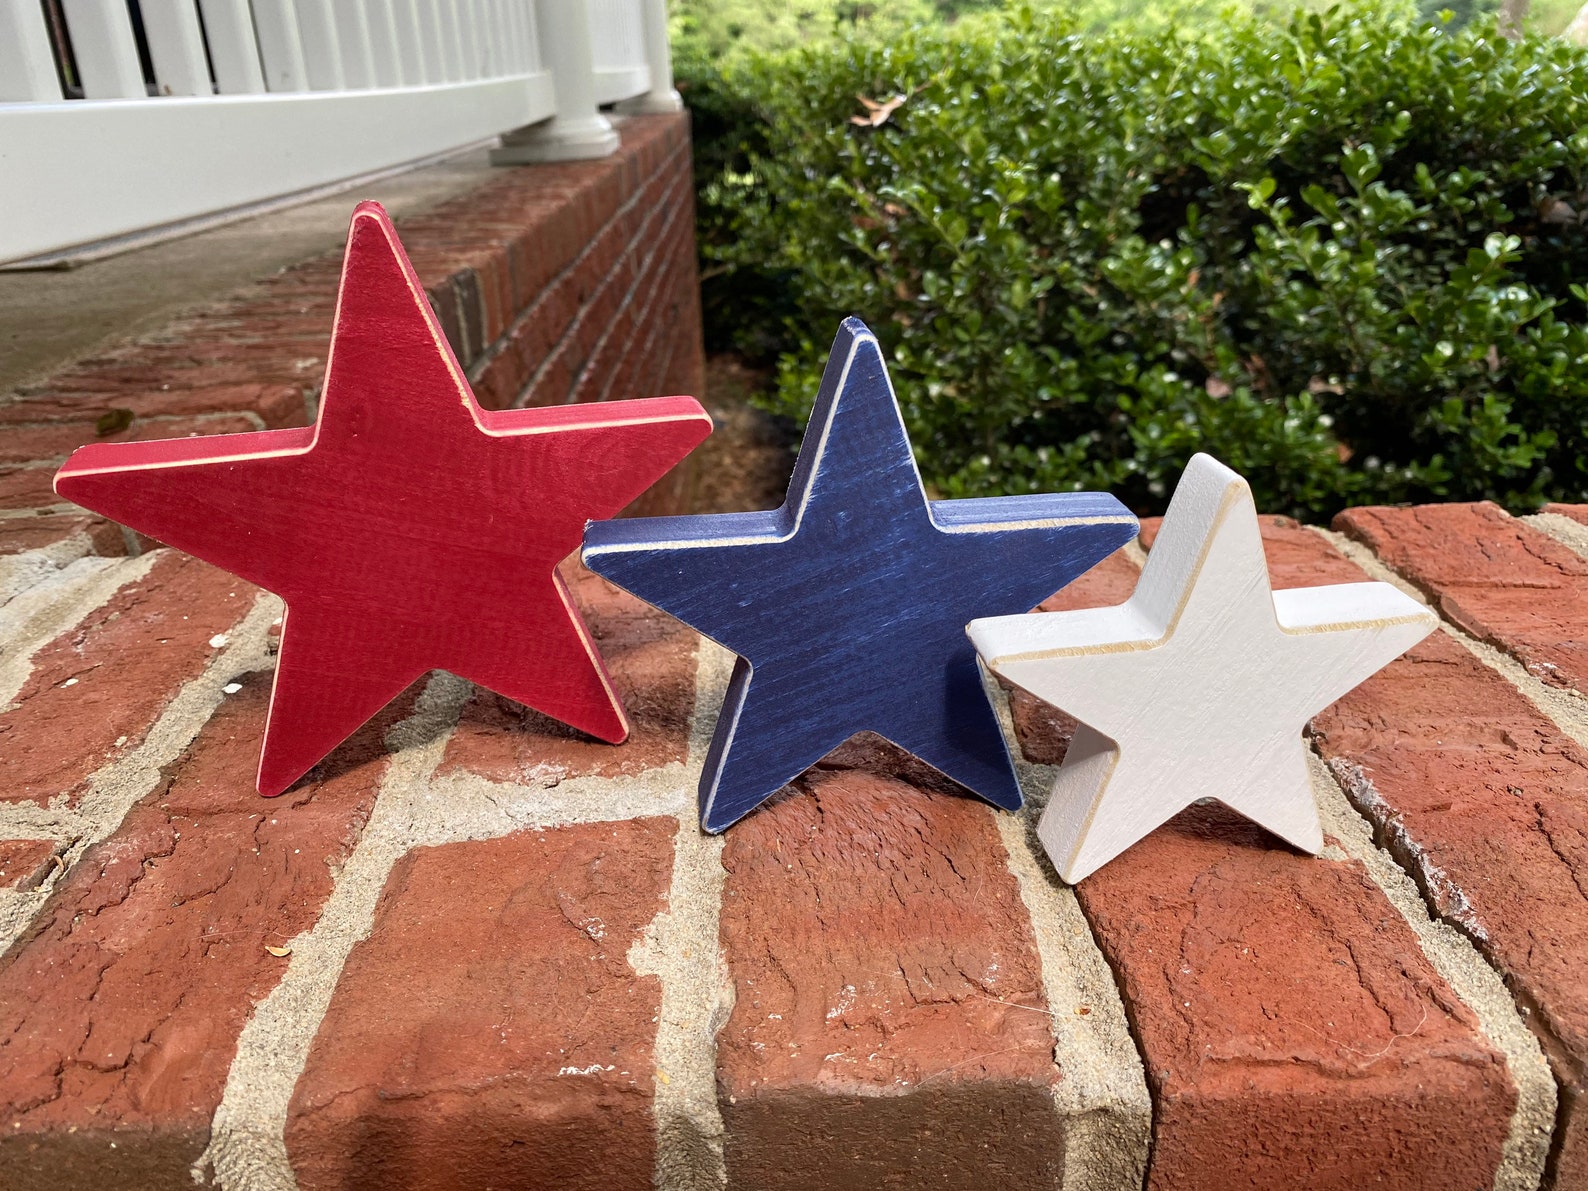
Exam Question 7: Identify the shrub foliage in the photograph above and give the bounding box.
[689,6,1588,518]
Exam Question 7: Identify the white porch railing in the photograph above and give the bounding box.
[0,0,680,266]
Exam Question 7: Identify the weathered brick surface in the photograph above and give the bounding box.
[1078,803,1514,1191]
[1246,515,1588,1187]
[0,414,262,465]
[285,819,675,1191]
[0,383,303,429]
[0,840,56,890]
[13,114,702,567]
[1337,501,1588,693]
[1315,623,1588,1187]
[1023,517,1521,1190]
[0,551,255,806]
[716,769,1067,1190]
[439,563,697,784]
[0,466,68,509]
[0,512,123,557]
[0,672,399,1191]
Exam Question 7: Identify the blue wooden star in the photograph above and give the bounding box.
[582,319,1138,831]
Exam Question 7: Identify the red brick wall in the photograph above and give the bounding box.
[0,112,703,566]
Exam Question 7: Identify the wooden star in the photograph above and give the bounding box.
[583,318,1138,831]
[54,202,711,795]
[968,453,1438,883]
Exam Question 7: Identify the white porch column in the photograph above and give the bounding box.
[616,0,680,114]
[492,0,618,164]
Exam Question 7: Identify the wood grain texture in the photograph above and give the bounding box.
[54,201,711,796]
[968,453,1438,883]
[583,318,1138,831]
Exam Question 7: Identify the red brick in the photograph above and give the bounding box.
[1231,513,1588,1186]
[0,513,124,558]
[1336,501,1588,692]
[527,351,578,410]
[32,359,265,397]
[0,552,255,806]
[1076,803,1514,1191]
[1262,515,1588,1184]
[0,384,304,430]
[439,563,696,784]
[1544,503,1588,526]
[0,465,75,510]
[717,770,1066,1190]
[0,839,57,890]
[1314,626,1588,1184]
[0,672,398,1190]
[0,414,261,465]
[285,819,674,1191]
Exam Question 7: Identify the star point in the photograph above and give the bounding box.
[55,201,711,795]
[584,318,1139,832]
[969,452,1438,883]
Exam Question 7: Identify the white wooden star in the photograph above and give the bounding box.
[967,453,1438,883]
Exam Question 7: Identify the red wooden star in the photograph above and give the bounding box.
[55,201,711,795]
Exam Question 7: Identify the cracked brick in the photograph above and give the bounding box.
[285,820,675,1191]
[716,768,1066,1191]
[1336,501,1588,693]
[0,672,408,1189]
[0,551,256,807]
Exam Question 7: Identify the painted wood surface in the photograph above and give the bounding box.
[968,452,1438,884]
[582,317,1139,832]
[54,201,712,796]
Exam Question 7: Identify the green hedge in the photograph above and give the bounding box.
[687,6,1588,518]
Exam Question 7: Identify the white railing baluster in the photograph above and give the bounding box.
[334,3,378,89]
[0,0,63,101]
[619,0,680,113]
[390,0,429,84]
[140,0,212,97]
[363,0,405,86]
[521,0,542,73]
[421,3,452,82]
[464,0,489,78]
[252,0,311,92]
[492,0,517,75]
[494,0,616,163]
[438,0,463,82]
[417,1,444,82]
[478,0,500,77]
[466,0,492,76]
[294,1,347,91]
[60,0,145,99]
[587,0,650,107]
[198,0,267,94]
